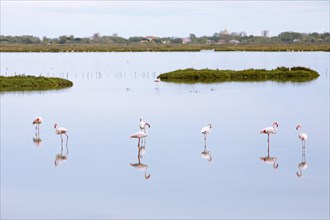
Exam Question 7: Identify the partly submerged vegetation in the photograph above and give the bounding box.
[0,75,73,92]
[0,43,329,52]
[158,66,320,83]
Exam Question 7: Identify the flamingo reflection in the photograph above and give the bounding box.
[201,142,212,162]
[260,143,278,169]
[130,141,151,179]
[32,133,42,146]
[296,124,308,178]
[54,137,69,167]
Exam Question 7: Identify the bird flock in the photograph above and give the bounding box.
[32,116,309,177]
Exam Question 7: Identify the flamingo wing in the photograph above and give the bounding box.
[56,127,67,134]
[130,131,144,139]
[260,127,275,134]
[33,116,43,124]
[299,133,308,141]
[201,126,210,134]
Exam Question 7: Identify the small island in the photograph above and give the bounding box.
[158,66,320,83]
[0,75,73,92]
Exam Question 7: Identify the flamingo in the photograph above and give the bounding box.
[260,143,279,169]
[260,122,279,147]
[139,117,148,131]
[130,123,150,145]
[32,116,43,134]
[54,123,69,143]
[201,123,212,143]
[296,124,308,147]
[296,124,308,177]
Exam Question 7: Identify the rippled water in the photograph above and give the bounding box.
[1,52,329,219]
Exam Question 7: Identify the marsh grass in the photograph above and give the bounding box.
[0,43,329,52]
[0,75,73,91]
[158,66,320,83]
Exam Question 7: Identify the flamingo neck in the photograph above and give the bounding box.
[273,124,277,133]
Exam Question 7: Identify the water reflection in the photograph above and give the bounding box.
[201,142,212,162]
[130,141,151,180]
[296,124,308,178]
[260,144,279,169]
[32,133,42,146]
[54,139,69,167]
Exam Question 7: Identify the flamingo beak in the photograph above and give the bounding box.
[145,123,151,128]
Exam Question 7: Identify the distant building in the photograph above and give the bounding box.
[144,36,157,41]
[229,39,240,44]
[207,40,214,44]
[215,40,226,44]
[182,37,191,44]
[261,30,271,38]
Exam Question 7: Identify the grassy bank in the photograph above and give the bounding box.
[158,66,320,83]
[0,75,73,91]
[0,43,329,52]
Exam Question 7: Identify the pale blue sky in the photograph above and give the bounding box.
[1,1,329,38]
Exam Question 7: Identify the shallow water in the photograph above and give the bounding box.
[1,52,329,219]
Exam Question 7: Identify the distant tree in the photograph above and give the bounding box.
[58,35,67,44]
[170,38,183,44]
[128,36,144,43]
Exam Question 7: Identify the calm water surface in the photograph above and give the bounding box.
[1,52,329,219]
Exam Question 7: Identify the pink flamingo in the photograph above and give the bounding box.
[296,124,308,177]
[260,122,279,147]
[130,123,150,145]
[32,116,43,134]
[201,123,212,144]
[54,122,69,143]
[296,124,308,147]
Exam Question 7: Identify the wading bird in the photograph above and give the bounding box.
[54,123,69,143]
[296,124,308,177]
[139,117,148,131]
[201,123,212,143]
[130,123,150,145]
[296,124,308,147]
[32,116,43,134]
[260,122,279,147]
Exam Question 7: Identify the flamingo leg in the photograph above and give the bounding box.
[60,139,64,154]
[65,134,69,153]
[267,134,270,149]
[143,137,147,147]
